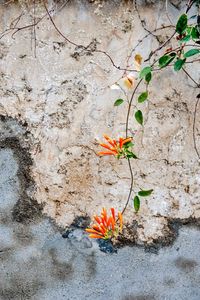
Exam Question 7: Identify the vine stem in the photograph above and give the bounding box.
[121,158,134,215]
[125,79,143,137]
[182,68,200,87]
[121,79,143,215]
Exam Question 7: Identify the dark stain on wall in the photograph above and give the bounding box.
[84,251,97,278]
[48,248,74,281]
[0,116,43,224]
[13,225,34,246]
[175,257,198,272]
[0,277,44,300]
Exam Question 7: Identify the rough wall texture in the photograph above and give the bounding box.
[1,144,200,300]
[0,0,200,244]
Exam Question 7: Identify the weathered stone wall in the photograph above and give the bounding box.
[0,0,199,244]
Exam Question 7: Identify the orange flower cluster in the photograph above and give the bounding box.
[98,134,132,157]
[86,207,123,239]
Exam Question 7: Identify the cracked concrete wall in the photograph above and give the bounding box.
[0,0,200,244]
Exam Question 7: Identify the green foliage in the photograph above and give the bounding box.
[191,26,200,39]
[184,49,200,58]
[135,110,143,125]
[138,190,153,197]
[145,72,152,84]
[125,151,138,159]
[159,53,176,68]
[139,66,152,79]
[174,58,186,71]
[176,14,188,34]
[180,34,191,43]
[138,91,148,103]
[114,99,124,106]
[133,196,140,212]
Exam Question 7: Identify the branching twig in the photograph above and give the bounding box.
[43,1,138,73]
[144,31,176,62]
[125,25,175,72]
[134,0,157,37]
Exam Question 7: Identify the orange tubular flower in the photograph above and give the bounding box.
[98,135,133,157]
[86,207,123,240]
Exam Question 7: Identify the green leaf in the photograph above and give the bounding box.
[159,53,176,68]
[191,26,200,40]
[184,49,200,58]
[135,110,143,125]
[176,14,188,35]
[133,196,140,212]
[145,72,152,84]
[180,34,191,43]
[126,151,138,159]
[123,141,134,148]
[138,91,148,103]
[174,58,186,71]
[187,26,192,34]
[139,66,152,79]
[138,189,153,197]
[114,99,124,106]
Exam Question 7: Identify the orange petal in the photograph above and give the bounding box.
[119,137,123,149]
[94,215,101,224]
[86,228,101,234]
[102,208,107,222]
[121,137,132,146]
[101,216,107,227]
[100,223,107,234]
[111,207,115,221]
[111,216,115,231]
[113,139,117,146]
[118,212,123,232]
[89,234,104,239]
[98,151,117,156]
[92,224,101,232]
[107,216,112,227]
[103,134,116,147]
[99,143,114,151]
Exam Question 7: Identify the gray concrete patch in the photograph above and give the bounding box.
[0,145,200,300]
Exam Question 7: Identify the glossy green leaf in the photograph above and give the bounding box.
[176,14,188,35]
[174,58,186,71]
[139,66,152,79]
[145,72,152,84]
[123,141,134,148]
[191,26,200,40]
[134,196,140,212]
[114,99,124,106]
[126,151,138,159]
[135,110,143,125]
[159,53,176,68]
[138,189,153,197]
[184,49,200,58]
[180,34,191,43]
[138,91,148,103]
